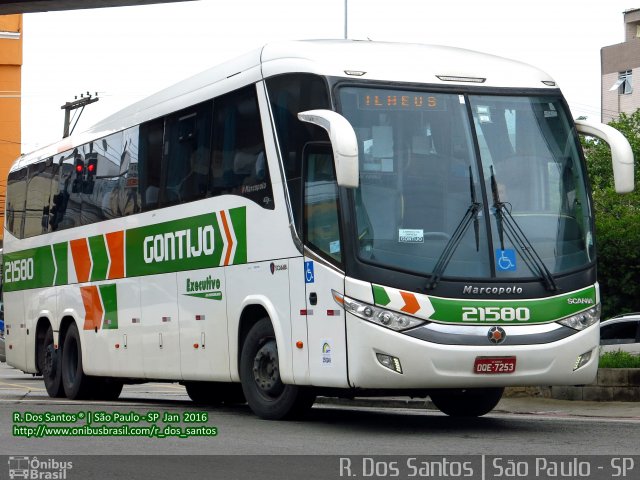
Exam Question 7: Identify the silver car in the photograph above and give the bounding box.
[600,313,640,355]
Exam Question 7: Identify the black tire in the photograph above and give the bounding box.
[40,326,65,398]
[61,323,94,400]
[430,387,504,417]
[240,318,315,420]
[92,378,123,401]
[185,381,246,405]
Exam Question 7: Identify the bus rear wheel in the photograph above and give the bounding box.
[61,323,93,400]
[240,318,315,420]
[430,387,504,417]
[40,326,65,398]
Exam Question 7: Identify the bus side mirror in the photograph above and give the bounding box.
[575,120,635,194]
[298,110,359,188]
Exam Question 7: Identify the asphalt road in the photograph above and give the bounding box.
[1,363,639,479]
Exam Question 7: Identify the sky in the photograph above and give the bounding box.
[19,0,637,153]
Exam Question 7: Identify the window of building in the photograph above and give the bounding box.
[618,70,633,95]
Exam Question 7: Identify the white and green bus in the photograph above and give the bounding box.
[4,41,634,419]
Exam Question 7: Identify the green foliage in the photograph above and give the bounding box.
[581,111,640,318]
[598,350,640,368]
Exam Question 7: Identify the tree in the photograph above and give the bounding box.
[581,111,640,318]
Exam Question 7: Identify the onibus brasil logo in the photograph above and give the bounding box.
[8,456,73,479]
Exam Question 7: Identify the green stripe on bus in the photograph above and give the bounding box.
[427,286,597,324]
[229,207,247,264]
[89,235,109,282]
[53,242,68,286]
[99,283,119,330]
[372,285,391,306]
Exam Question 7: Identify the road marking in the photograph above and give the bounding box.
[0,380,46,391]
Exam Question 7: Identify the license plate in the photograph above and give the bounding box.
[474,356,516,374]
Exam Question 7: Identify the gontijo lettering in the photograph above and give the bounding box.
[143,225,215,264]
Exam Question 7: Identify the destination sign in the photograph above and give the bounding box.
[357,90,446,111]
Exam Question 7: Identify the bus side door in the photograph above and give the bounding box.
[302,144,349,387]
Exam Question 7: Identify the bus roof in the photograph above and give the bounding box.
[13,40,558,170]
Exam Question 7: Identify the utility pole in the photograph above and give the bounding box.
[344,0,348,39]
[61,92,99,138]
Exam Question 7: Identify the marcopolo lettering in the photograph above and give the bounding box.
[143,225,216,264]
[463,285,523,295]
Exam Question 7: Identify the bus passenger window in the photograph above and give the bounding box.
[162,101,212,206]
[6,167,27,238]
[211,85,274,209]
[23,160,50,238]
[139,118,164,212]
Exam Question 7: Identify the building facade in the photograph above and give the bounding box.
[602,8,640,123]
[0,14,23,247]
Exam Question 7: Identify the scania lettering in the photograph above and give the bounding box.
[4,41,634,419]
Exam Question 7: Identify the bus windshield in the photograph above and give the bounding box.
[338,86,593,281]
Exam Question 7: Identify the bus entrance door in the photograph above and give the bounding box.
[303,258,348,388]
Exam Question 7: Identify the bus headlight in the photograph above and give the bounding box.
[332,291,426,332]
[558,304,601,331]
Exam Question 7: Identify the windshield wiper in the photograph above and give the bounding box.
[427,167,481,290]
[489,166,558,292]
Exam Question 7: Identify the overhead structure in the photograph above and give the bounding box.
[0,0,195,15]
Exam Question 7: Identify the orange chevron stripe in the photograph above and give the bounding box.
[80,286,103,330]
[400,291,420,315]
[220,210,234,266]
[70,238,92,283]
[105,230,125,279]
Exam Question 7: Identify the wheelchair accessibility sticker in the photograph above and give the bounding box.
[305,261,315,283]
[496,249,517,271]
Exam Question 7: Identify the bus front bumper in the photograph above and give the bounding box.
[345,313,599,389]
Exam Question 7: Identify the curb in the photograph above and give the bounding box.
[485,369,640,402]
[543,368,640,402]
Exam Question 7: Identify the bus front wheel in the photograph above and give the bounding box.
[61,323,93,400]
[430,387,504,417]
[240,318,315,420]
[185,381,246,405]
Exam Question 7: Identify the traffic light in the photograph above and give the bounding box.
[72,156,84,193]
[84,153,98,194]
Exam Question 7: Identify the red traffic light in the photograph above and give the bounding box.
[87,163,95,173]
[75,164,83,173]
